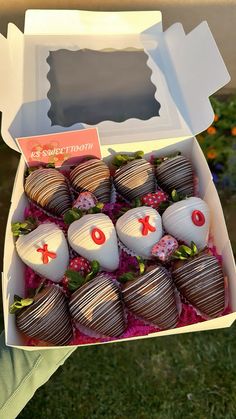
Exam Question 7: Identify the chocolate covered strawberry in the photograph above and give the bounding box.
[69,273,126,337]
[11,285,73,346]
[162,197,210,250]
[113,152,155,202]
[68,213,119,271]
[70,159,111,203]
[116,206,163,259]
[13,220,69,283]
[172,244,225,318]
[25,168,72,217]
[121,266,179,329]
[155,154,194,196]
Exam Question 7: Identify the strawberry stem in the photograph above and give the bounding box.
[112,151,144,168]
[118,272,135,282]
[11,217,38,237]
[136,256,146,274]
[10,295,34,314]
[172,242,199,260]
[85,260,100,281]
[63,208,83,225]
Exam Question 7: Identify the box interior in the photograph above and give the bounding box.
[3,136,236,349]
[0,10,235,349]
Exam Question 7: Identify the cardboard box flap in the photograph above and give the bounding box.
[0,10,230,152]
[161,21,230,135]
[24,10,163,35]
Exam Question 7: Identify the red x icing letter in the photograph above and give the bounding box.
[91,228,106,245]
[138,215,156,236]
[37,244,57,264]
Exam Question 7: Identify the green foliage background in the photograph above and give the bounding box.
[197,96,236,192]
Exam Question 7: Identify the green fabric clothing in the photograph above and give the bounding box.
[0,332,76,419]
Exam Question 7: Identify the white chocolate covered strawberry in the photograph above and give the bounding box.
[15,222,69,282]
[162,197,210,250]
[68,214,119,271]
[116,207,163,259]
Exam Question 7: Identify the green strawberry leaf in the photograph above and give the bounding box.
[134,150,144,159]
[172,254,188,260]
[11,217,38,237]
[136,256,146,275]
[191,241,198,255]
[34,281,45,296]
[178,245,193,256]
[63,208,83,225]
[87,203,104,214]
[112,154,130,167]
[85,260,100,281]
[158,201,170,212]
[66,270,86,292]
[113,151,144,168]
[96,202,105,209]
[14,294,23,302]
[10,296,34,314]
[118,272,135,282]
[171,189,180,202]
[154,158,163,166]
[133,198,142,208]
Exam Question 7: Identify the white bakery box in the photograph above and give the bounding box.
[1,10,236,350]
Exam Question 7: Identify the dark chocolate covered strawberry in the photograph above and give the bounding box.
[155,154,194,196]
[122,266,179,329]
[172,244,225,318]
[113,152,155,202]
[69,273,126,337]
[12,286,73,346]
[70,159,111,203]
[25,168,72,217]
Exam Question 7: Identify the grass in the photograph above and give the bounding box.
[1,137,236,418]
[17,327,236,419]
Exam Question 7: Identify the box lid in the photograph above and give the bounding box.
[0,10,230,151]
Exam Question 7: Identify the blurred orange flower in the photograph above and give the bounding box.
[207,126,217,135]
[214,114,219,122]
[231,127,236,136]
[207,149,217,159]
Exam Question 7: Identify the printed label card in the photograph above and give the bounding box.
[16,128,102,167]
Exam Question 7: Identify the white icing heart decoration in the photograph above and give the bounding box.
[68,214,119,271]
[162,197,210,250]
[116,206,163,259]
[16,223,69,282]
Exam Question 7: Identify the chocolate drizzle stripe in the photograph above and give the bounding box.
[173,254,225,317]
[156,156,194,196]
[70,159,111,203]
[16,287,73,345]
[122,267,179,329]
[113,159,155,201]
[25,168,72,217]
[69,274,126,337]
